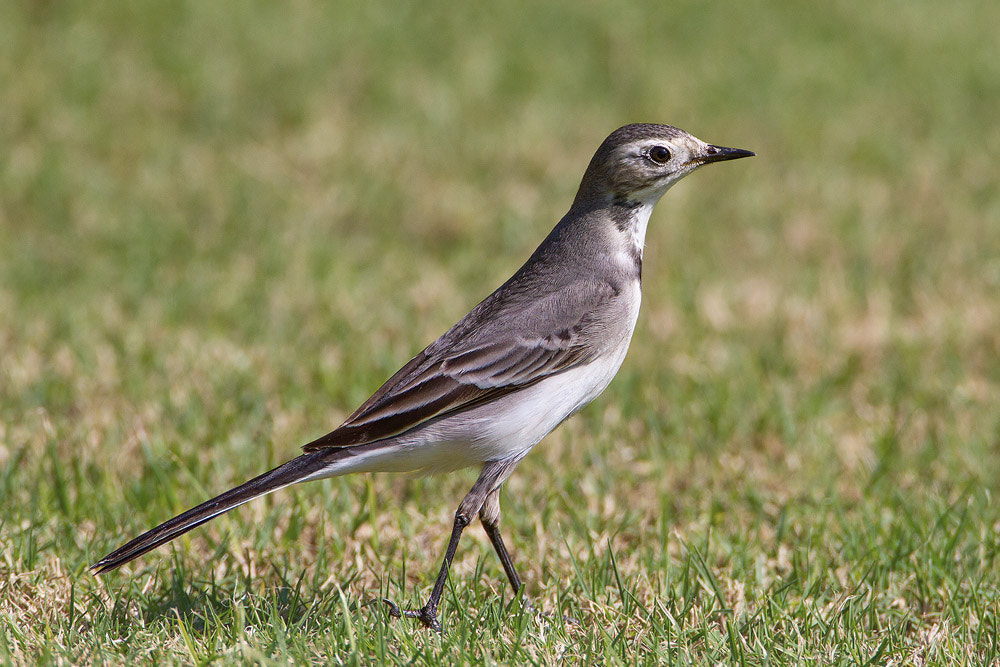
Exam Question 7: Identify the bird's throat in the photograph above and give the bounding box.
[610,202,653,281]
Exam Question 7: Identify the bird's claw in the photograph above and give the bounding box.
[382,598,442,632]
[514,597,580,627]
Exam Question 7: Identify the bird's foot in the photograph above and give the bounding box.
[520,599,579,627]
[547,610,581,626]
[382,598,442,632]
[380,595,577,631]
[507,593,579,626]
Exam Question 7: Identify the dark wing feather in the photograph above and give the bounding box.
[302,278,618,451]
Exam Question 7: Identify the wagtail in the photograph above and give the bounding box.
[92,123,753,631]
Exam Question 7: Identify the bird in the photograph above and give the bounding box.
[91,123,753,631]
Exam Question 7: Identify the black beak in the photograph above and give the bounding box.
[698,145,755,164]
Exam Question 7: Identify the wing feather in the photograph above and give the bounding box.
[302,278,620,451]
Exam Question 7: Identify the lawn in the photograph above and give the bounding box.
[2,1,999,664]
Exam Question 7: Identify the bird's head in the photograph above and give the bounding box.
[573,123,754,209]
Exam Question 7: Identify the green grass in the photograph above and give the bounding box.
[2,0,999,663]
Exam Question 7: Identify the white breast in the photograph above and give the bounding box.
[316,293,642,478]
[301,257,645,480]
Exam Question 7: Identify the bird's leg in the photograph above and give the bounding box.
[384,461,508,632]
[480,487,579,626]
[386,509,470,631]
[479,488,524,597]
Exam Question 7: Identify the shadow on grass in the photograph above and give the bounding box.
[93,560,379,641]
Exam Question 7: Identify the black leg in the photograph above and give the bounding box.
[479,488,579,626]
[481,518,521,593]
[384,461,512,631]
[479,489,523,595]
[386,511,469,631]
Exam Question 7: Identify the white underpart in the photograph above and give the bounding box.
[302,287,643,482]
[621,175,679,262]
[627,201,655,260]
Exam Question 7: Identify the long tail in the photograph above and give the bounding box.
[91,451,337,574]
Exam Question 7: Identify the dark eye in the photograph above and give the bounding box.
[648,146,671,164]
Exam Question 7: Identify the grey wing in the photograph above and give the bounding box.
[302,279,620,451]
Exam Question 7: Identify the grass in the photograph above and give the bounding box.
[2,0,999,663]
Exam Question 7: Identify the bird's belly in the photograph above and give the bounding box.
[327,285,643,477]
[373,335,635,474]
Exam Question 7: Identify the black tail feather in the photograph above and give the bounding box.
[91,452,330,574]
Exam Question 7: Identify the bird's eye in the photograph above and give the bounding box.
[648,146,671,164]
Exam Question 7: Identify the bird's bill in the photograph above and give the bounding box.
[697,145,756,165]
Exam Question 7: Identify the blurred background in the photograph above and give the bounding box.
[2,0,998,662]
